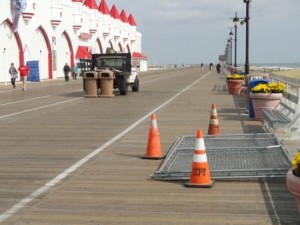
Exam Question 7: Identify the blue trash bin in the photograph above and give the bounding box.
[248,78,270,118]
[26,60,40,82]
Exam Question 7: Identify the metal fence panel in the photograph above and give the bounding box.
[152,133,292,180]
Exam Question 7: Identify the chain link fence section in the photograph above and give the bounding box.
[152,133,292,180]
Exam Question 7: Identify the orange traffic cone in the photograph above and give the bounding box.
[150,114,160,135]
[185,130,214,188]
[142,115,163,159]
[208,103,220,135]
[151,114,158,129]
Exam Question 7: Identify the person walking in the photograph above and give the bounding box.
[18,62,30,91]
[73,64,78,80]
[63,63,71,82]
[9,62,18,89]
[200,63,204,71]
[209,63,213,71]
[216,63,221,74]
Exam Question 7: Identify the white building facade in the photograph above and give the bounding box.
[0,0,147,83]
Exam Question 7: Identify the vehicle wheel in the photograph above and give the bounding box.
[132,77,140,92]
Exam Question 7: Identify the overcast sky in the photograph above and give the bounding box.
[97,0,300,65]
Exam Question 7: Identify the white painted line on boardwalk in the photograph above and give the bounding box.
[0,80,77,93]
[1,71,180,107]
[0,71,183,117]
[0,72,210,222]
[0,90,82,107]
[0,79,162,119]
[0,98,82,119]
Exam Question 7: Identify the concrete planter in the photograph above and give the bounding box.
[286,169,300,214]
[250,92,282,121]
[226,79,244,95]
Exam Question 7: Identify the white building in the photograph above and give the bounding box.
[0,0,147,83]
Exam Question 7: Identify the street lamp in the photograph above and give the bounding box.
[225,43,230,65]
[229,29,234,66]
[39,50,43,82]
[243,0,251,75]
[227,38,232,65]
[232,12,239,67]
[3,48,7,85]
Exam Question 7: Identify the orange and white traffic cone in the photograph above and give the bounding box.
[151,114,158,130]
[142,114,163,159]
[207,103,220,135]
[185,129,214,188]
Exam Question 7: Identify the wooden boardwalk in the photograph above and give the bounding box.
[0,67,299,224]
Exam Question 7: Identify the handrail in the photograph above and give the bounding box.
[270,73,300,87]
[268,73,300,98]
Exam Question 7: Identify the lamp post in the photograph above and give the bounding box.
[229,29,234,66]
[227,39,232,65]
[232,12,239,67]
[243,0,251,75]
[3,48,7,85]
[39,50,42,82]
[225,43,230,65]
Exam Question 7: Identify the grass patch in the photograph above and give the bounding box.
[272,69,300,79]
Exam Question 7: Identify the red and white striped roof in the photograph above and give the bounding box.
[77,0,137,26]
[84,0,98,9]
[128,13,136,26]
[98,0,110,14]
[110,4,120,20]
[120,10,129,23]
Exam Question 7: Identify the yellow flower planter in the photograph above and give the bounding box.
[226,79,243,95]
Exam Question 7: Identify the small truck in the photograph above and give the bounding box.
[80,53,139,95]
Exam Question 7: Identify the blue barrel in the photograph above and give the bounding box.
[248,79,270,118]
[26,60,40,82]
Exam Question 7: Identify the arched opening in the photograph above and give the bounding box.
[63,31,74,68]
[109,40,113,51]
[38,26,53,79]
[97,38,103,53]
[126,44,131,53]
[5,19,24,65]
[118,42,122,52]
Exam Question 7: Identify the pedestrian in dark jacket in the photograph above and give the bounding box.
[216,63,221,74]
[63,63,71,82]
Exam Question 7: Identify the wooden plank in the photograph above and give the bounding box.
[0,68,299,224]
